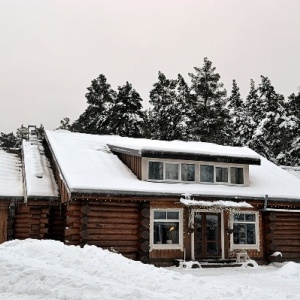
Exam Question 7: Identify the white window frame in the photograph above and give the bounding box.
[230,211,260,250]
[150,208,183,251]
[148,160,181,182]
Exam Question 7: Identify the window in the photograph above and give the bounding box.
[230,167,244,184]
[181,163,195,181]
[200,165,214,182]
[165,163,179,180]
[149,162,163,180]
[232,213,257,246]
[151,209,182,249]
[216,167,228,183]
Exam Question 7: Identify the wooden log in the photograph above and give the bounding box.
[141,241,150,252]
[86,234,139,241]
[86,240,138,247]
[110,247,138,253]
[65,228,80,235]
[87,218,138,225]
[88,201,139,208]
[81,205,90,215]
[87,223,138,230]
[141,231,149,239]
[83,228,138,235]
[85,211,139,219]
[141,208,149,218]
[141,219,150,229]
[89,206,139,213]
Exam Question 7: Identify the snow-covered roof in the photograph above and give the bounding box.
[45,130,300,201]
[108,136,261,164]
[0,149,23,197]
[22,140,58,198]
[281,166,300,180]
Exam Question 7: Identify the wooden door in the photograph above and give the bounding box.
[194,212,221,259]
[0,209,8,244]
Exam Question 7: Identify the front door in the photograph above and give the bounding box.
[194,212,221,259]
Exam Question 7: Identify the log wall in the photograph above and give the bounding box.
[263,212,300,262]
[65,200,142,260]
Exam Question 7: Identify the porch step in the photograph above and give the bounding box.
[174,259,242,268]
[198,259,242,268]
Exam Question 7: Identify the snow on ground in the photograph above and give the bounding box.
[0,240,299,300]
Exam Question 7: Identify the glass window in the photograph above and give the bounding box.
[233,213,256,245]
[181,164,195,181]
[216,167,228,183]
[165,163,179,180]
[149,162,163,180]
[153,210,180,245]
[230,167,244,184]
[200,165,214,182]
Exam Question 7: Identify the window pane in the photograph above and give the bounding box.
[149,162,163,180]
[153,221,179,244]
[154,211,166,219]
[167,211,179,220]
[245,214,255,222]
[230,167,244,184]
[216,167,228,183]
[233,222,256,245]
[200,165,214,182]
[234,214,245,221]
[181,164,195,181]
[165,163,179,180]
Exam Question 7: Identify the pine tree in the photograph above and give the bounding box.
[15,125,28,147]
[108,82,144,137]
[147,72,188,140]
[239,79,260,146]
[188,58,232,145]
[57,117,72,130]
[0,132,17,148]
[249,76,288,163]
[73,74,116,134]
[227,80,244,145]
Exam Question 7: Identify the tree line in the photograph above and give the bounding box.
[1,58,299,166]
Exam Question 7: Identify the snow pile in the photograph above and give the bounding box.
[180,199,253,208]
[0,150,23,196]
[276,262,300,278]
[0,239,300,300]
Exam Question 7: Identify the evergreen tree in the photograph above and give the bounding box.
[0,132,17,148]
[108,82,144,137]
[249,76,288,163]
[239,79,260,146]
[147,72,188,140]
[227,80,244,145]
[57,117,72,130]
[73,74,116,134]
[15,125,28,147]
[188,58,232,144]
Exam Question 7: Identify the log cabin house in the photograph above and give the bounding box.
[0,128,300,267]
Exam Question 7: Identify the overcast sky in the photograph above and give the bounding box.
[1,0,300,133]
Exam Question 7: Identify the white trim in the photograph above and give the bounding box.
[149,208,184,251]
[230,211,260,251]
[191,209,224,260]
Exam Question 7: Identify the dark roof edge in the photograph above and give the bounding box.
[69,189,300,202]
[108,144,261,165]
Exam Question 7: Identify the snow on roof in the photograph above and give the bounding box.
[281,166,300,180]
[0,149,23,197]
[45,130,300,201]
[22,140,58,198]
[108,136,261,160]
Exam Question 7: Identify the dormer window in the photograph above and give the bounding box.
[149,161,163,180]
[230,167,244,184]
[148,160,246,185]
[181,164,195,182]
[165,163,179,180]
[216,167,229,183]
[200,165,214,183]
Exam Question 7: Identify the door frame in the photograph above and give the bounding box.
[191,209,225,260]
